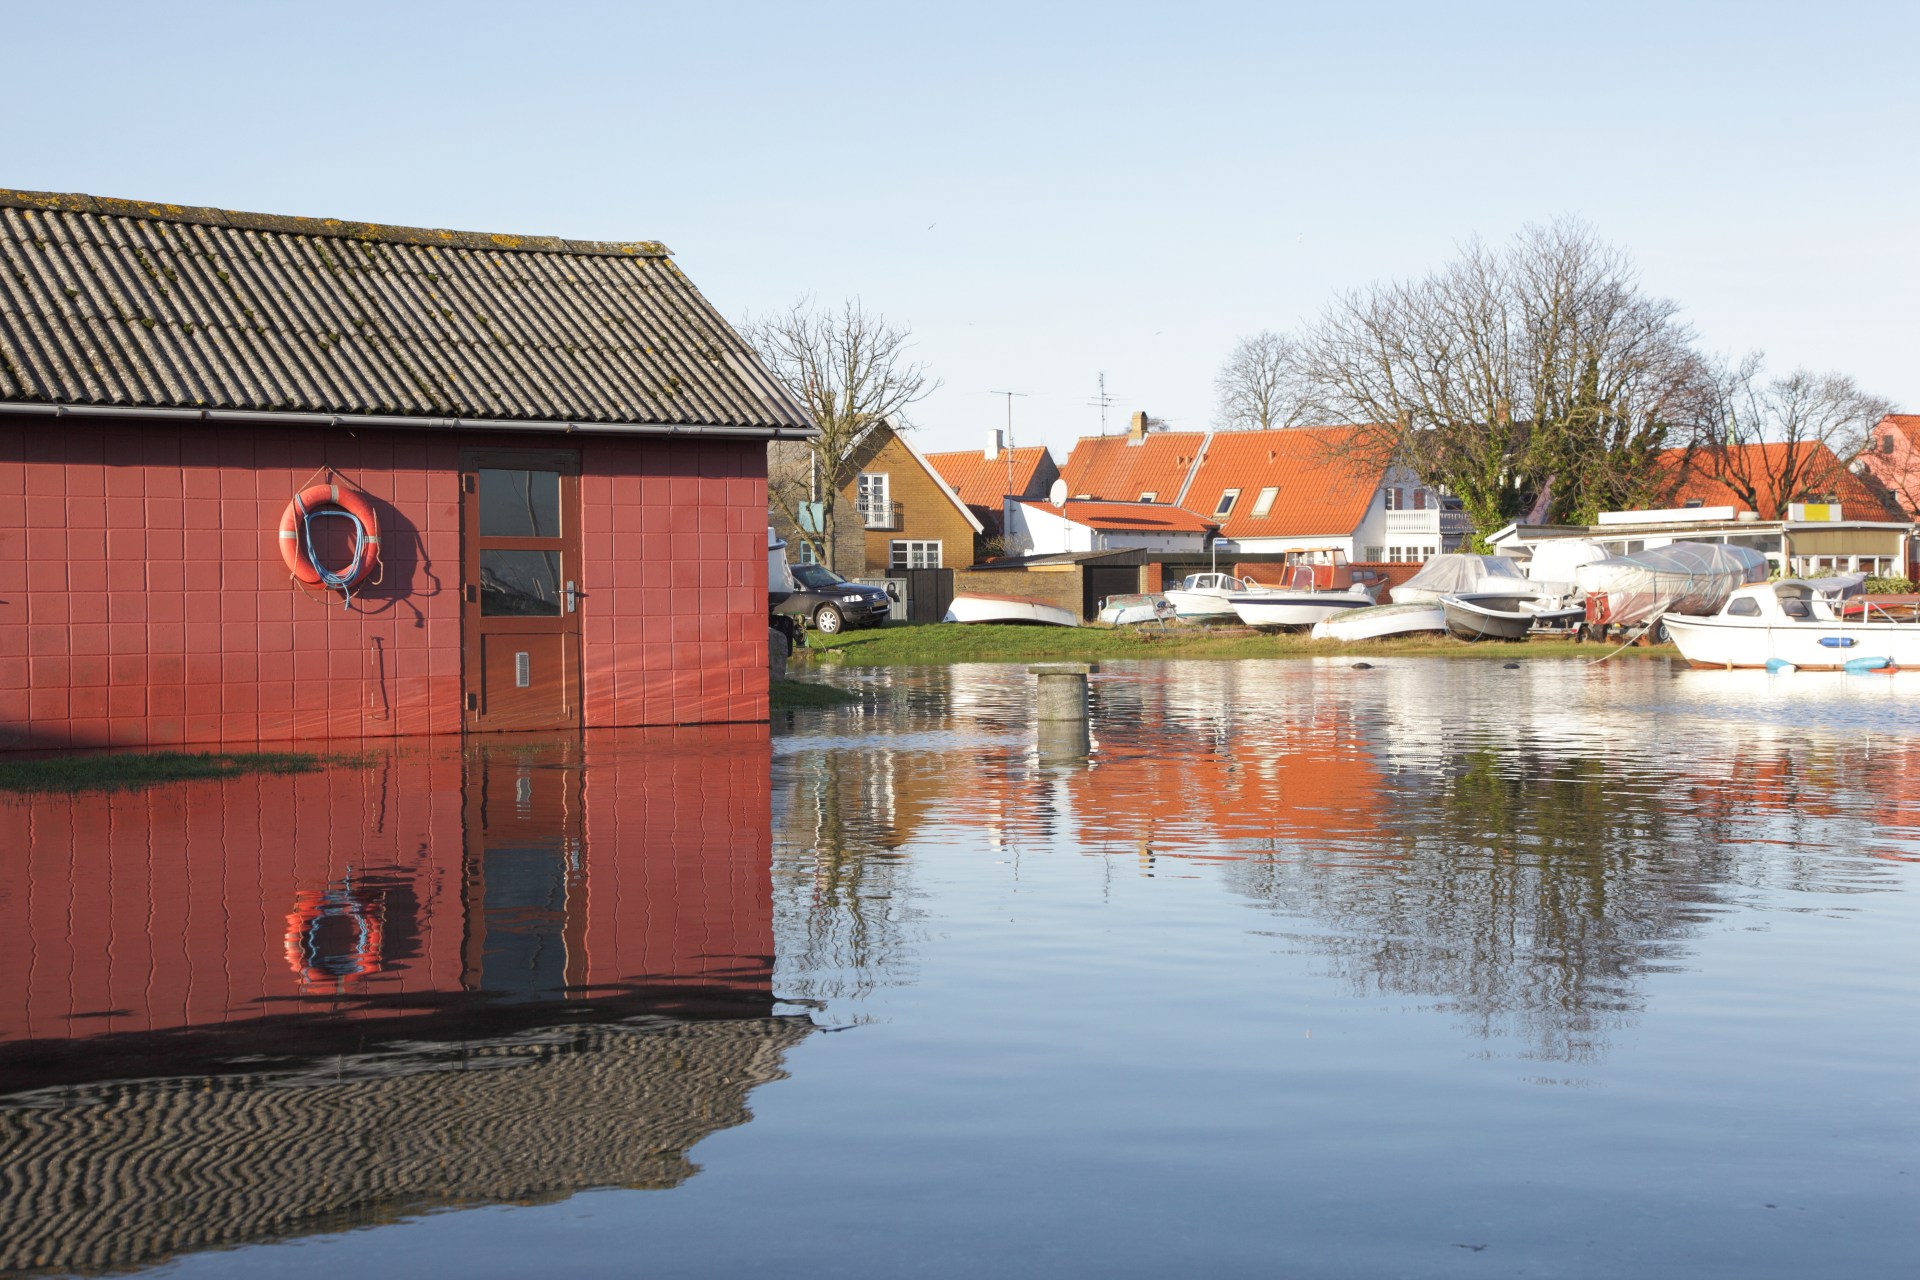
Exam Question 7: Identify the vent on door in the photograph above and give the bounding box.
[515,652,531,688]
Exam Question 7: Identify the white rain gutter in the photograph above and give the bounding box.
[2,401,818,440]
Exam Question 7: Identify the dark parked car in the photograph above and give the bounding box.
[774,564,894,633]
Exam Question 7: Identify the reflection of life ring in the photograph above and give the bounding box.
[278,482,380,599]
[284,877,386,985]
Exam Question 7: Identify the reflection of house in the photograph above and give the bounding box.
[0,189,814,747]
[1057,413,1461,563]
[1490,442,1917,577]
[769,421,980,575]
[926,433,1059,543]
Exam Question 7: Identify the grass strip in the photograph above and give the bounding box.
[770,678,862,709]
[0,750,361,795]
[804,622,1675,666]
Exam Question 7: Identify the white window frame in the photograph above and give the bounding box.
[1214,488,1240,517]
[857,472,891,528]
[1250,486,1278,518]
[1138,491,1157,503]
[890,539,942,569]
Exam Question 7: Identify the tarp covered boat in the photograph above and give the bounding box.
[1576,543,1770,628]
[1390,554,1528,604]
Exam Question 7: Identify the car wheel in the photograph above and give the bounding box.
[813,603,844,634]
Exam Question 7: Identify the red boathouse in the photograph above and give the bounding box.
[0,190,815,748]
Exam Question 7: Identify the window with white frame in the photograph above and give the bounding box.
[1384,487,1405,511]
[890,539,941,569]
[1139,491,1157,503]
[1250,486,1279,517]
[791,539,820,566]
[857,472,891,527]
[1214,488,1240,517]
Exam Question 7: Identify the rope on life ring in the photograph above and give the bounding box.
[279,478,380,606]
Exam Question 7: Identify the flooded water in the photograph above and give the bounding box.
[2,659,1916,1277]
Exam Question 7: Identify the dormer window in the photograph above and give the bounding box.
[1139,492,1157,503]
[1684,499,1703,509]
[1214,488,1240,517]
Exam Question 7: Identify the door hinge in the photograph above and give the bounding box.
[465,691,479,712]
[461,473,476,493]
[464,584,477,603]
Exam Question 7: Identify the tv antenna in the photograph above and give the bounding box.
[988,390,1028,510]
[1086,372,1118,434]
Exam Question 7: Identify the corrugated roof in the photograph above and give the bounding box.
[1018,498,1217,532]
[1182,426,1383,538]
[1661,443,1903,521]
[1058,431,1208,503]
[926,445,1053,507]
[0,189,812,433]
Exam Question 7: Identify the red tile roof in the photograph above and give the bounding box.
[926,446,1054,507]
[1660,443,1903,521]
[1018,499,1218,533]
[1879,414,1920,446]
[1182,426,1384,538]
[1058,432,1209,504]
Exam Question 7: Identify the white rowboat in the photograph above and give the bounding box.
[1309,602,1447,641]
[944,593,1080,628]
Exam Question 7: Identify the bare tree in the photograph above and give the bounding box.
[1213,330,1307,430]
[1692,357,1893,516]
[1292,219,1713,543]
[743,297,940,567]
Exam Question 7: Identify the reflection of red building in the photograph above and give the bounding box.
[0,726,774,1086]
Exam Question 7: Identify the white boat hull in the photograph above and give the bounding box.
[1230,592,1374,630]
[1310,603,1446,641]
[944,594,1079,627]
[1663,616,1920,670]
[1162,589,1241,620]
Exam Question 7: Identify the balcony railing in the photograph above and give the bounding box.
[859,499,904,531]
[1382,509,1441,535]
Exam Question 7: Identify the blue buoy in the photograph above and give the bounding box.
[1765,658,1797,674]
[1844,656,1891,674]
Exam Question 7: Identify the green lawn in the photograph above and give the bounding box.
[802,621,1672,666]
[0,750,368,795]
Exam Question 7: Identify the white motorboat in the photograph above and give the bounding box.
[1230,590,1375,630]
[1163,573,1258,621]
[1662,581,1920,670]
[1309,602,1446,641]
[1097,593,1178,625]
[944,593,1080,627]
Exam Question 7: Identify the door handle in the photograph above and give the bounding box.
[566,580,580,613]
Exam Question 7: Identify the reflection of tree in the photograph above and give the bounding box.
[772,750,923,1001]
[1225,743,1752,1064]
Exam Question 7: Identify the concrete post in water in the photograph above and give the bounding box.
[1030,663,1096,762]
[1030,663,1096,721]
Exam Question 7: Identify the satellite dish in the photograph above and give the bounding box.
[1048,478,1069,506]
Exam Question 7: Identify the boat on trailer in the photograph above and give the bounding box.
[944,593,1080,628]
[1227,550,1381,630]
[1663,581,1920,670]
[1441,593,1559,641]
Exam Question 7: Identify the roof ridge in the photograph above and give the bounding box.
[0,188,670,259]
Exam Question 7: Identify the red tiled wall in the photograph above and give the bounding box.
[0,413,768,748]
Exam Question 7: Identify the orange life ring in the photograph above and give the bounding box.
[279,482,380,592]
[283,880,386,985]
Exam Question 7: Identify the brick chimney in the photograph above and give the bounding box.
[1128,410,1149,443]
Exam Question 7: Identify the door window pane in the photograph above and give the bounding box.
[479,550,563,616]
[479,469,561,538]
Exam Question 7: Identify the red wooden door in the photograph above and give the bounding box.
[461,448,583,732]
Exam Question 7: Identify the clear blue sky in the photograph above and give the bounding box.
[9,1,1914,459]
